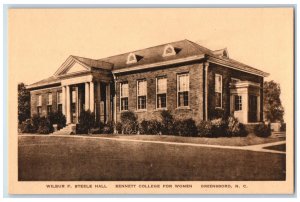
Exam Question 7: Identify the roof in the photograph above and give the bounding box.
[27,39,269,89]
[72,55,113,70]
[99,39,213,70]
[27,76,60,90]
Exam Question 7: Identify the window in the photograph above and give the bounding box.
[156,77,167,109]
[215,74,222,108]
[234,95,242,111]
[126,53,138,64]
[163,44,177,57]
[47,93,52,105]
[37,106,42,116]
[177,73,189,107]
[37,95,42,106]
[137,80,147,110]
[120,82,129,111]
[37,94,42,116]
[57,91,62,113]
[72,90,76,103]
[47,105,52,114]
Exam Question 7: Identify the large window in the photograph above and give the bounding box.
[37,95,42,116]
[156,77,167,109]
[120,82,129,111]
[215,74,222,108]
[137,79,147,110]
[177,73,189,107]
[57,91,62,113]
[234,95,242,111]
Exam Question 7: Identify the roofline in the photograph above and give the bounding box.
[26,81,61,90]
[112,54,205,74]
[207,57,269,77]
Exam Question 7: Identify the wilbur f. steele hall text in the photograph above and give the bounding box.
[26,39,269,128]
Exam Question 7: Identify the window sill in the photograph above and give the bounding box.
[154,108,168,112]
[176,106,191,110]
[135,109,147,113]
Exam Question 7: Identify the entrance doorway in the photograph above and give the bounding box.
[248,95,258,123]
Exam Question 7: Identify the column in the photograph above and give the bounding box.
[242,89,249,124]
[89,81,94,112]
[85,82,90,111]
[66,85,71,124]
[75,87,79,123]
[62,86,66,115]
[97,81,101,122]
[257,95,261,122]
[106,82,111,122]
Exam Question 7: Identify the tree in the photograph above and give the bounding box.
[18,83,31,124]
[263,80,284,122]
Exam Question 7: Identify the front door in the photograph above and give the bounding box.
[248,95,258,123]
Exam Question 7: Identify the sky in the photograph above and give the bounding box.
[9,8,293,115]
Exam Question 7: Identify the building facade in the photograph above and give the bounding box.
[27,39,269,126]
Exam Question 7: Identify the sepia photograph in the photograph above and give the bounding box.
[7,6,294,194]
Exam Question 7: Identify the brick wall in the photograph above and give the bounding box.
[207,62,264,120]
[115,62,204,124]
[30,86,62,117]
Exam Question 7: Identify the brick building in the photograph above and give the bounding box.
[26,39,269,126]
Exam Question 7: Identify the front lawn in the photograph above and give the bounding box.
[90,133,284,147]
[19,135,286,181]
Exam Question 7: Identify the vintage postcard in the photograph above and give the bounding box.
[8,7,294,194]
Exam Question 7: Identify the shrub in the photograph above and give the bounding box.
[48,111,66,130]
[280,123,286,132]
[20,119,34,133]
[120,111,138,134]
[102,121,114,134]
[174,118,198,137]
[211,118,228,137]
[212,108,226,119]
[254,123,271,138]
[197,120,213,137]
[139,120,162,135]
[160,110,176,135]
[37,117,53,134]
[227,116,248,137]
[115,122,123,134]
[31,114,41,132]
[78,110,95,134]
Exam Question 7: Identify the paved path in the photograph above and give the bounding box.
[20,134,286,154]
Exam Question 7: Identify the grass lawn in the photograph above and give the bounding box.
[19,135,285,181]
[264,144,286,152]
[90,133,285,147]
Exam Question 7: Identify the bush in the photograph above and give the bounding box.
[20,119,34,133]
[115,122,123,134]
[197,121,213,137]
[78,110,95,134]
[31,114,41,132]
[280,123,286,132]
[254,123,271,138]
[227,116,248,137]
[160,110,176,135]
[120,111,138,134]
[174,118,198,137]
[212,108,226,119]
[48,111,66,130]
[37,117,53,134]
[102,121,114,134]
[139,120,162,135]
[211,118,228,137]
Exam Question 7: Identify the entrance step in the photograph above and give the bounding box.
[51,124,76,135]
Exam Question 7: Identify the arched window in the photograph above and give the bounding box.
[163,45,177,57]
[126,53,138,64]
